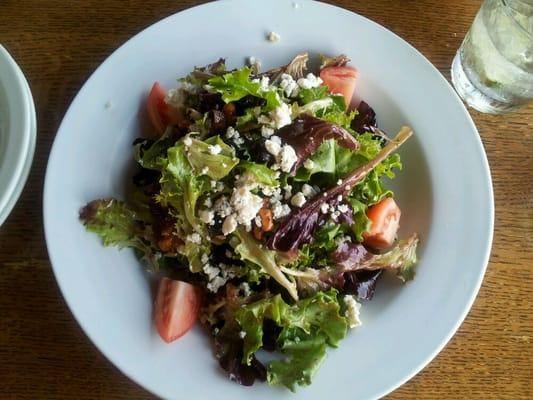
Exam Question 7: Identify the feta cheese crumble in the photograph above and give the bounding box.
[303,159,315,170]
[267,31,281,43]
[344,295,362,329]
[279,144,297,173]
[199,209,215,225]
[230,186,263,227]
[265,139,282,157]
[290,192,306,208]
[279,73,299,98]
[269,102,292,128]
[301,183,317,197]
[261,125,275,138]
[297,73,323,89]
[186,233,202,244]
[208,144,222,155]
[222,215,237,236]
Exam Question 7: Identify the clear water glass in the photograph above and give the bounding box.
[451,0,533,114]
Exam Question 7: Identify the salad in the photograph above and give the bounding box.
[80,53,419,391]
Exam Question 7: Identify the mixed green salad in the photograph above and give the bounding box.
[80,53,419,390]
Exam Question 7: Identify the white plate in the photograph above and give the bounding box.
[43,1,494,399]
[0,45,36,226]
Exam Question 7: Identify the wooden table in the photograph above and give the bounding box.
[1,1,531,398]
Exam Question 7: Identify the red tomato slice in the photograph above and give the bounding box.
[154,278,201,343]
[320,66,358,108]
[146,82,183,136]
[363,197,401,249]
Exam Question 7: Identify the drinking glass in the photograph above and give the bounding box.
[451,0,533,114]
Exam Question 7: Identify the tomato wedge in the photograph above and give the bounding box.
[146,82,183,136]
[154,278,201,343]
[320,66,358,108]
[363,197,401,249]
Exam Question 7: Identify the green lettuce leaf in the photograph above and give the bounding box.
[234,289,348,391]
[208,67,280,110]
[233,229,298,300]
[133,132,175,170]
[79,198,160,269]
[186,136,239,180]
[156,142,211,235]
[297,86,329,104]
[370,234,419,282]
[238,160,280,187]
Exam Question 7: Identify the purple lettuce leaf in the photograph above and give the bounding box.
[329,241,371,270]
[351,101,377,134]
[342,270,383,300]
[277,114,359,174]
[268,127,413,252]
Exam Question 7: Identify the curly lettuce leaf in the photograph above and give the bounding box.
[233,229,298,301]
[133,133,176,170]
[79,199,160,269]
[156,142,211,235]
[186,136,239,180]
[208,67,280,110]
[238,161,280,187]
[234,289,348,391]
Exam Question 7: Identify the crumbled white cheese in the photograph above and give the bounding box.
[283,184,293,200]
[337,179,343,185]
[207,276,227,293]
[164,88,184,107]
[279,73,299,98]
[183,136,193,147]
[239,282,252,297]
[239,331,247,339]
[230,186,263,225]
[186,233,202,244]
[261,125,275,138]
[272,203,291,219]
[210,180,217,188]
[297,73,323,89]
[226,126,238,139]
[270,135,282,145]
[265,138,282,157]
[338,204,349,213]
[301,183,316,197]
[208,144,222,155]
[337,195,343,202]
[222,215,237,236]
[260,76,270,91]
[290,192,306,208]
[204,198,213,208]
[201,166,210,175]
[201,253,210,264]
[199,209,215,225]
[279,144,297,173]
[254,215,262,227]
[216,181,225,192]
[267,31,281,42]
[203,263,220,280]
[214,196,232,218]
[269,102,292,128]
[303,159,315,170]
[320,203,330,214]
[344,295,362,328]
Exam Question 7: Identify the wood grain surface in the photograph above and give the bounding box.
[0,0,531,399]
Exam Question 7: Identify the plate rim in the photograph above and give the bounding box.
[0,44,37,226]
[42,1,494,398]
